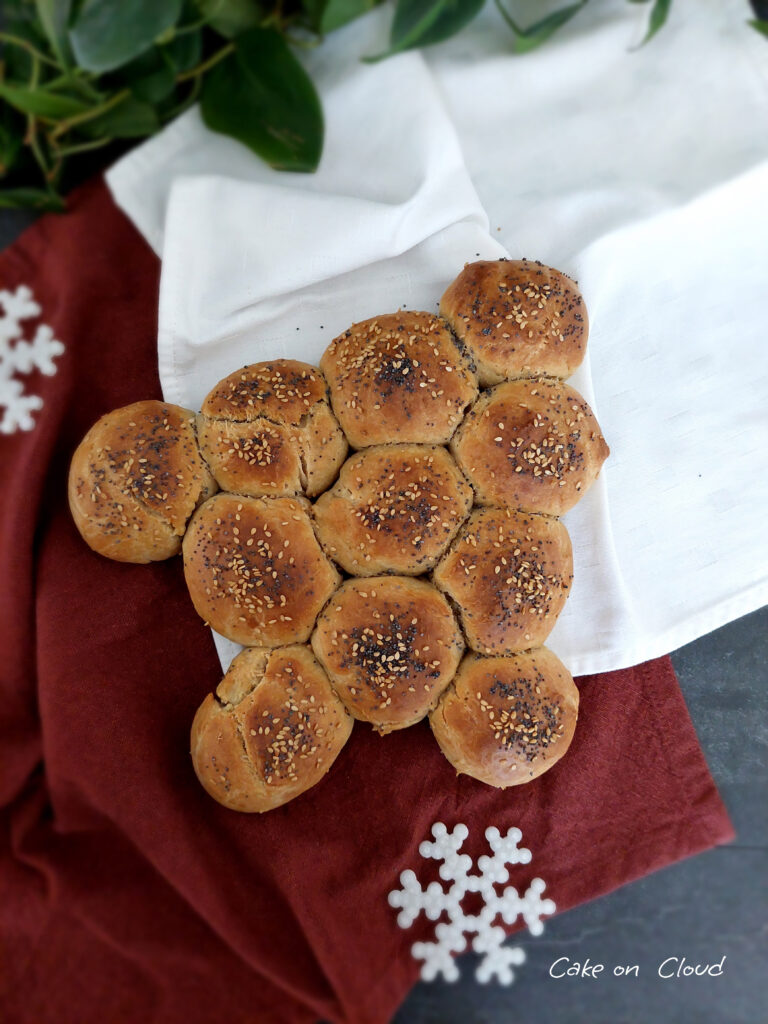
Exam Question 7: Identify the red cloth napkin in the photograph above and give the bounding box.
[0,181,734,1024]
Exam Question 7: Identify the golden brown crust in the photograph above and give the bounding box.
[451,378,609,515]
[311,576,464,734]
[68,400,217,562]
[313,444,473,576]
[198,360,347,498]
[440,259,588,386]
[320,312,478,448]
[182,493,340,646]
[201,360,328,421]
[429,648,579,787]
[433,508,573,655]
[191,645,353,812]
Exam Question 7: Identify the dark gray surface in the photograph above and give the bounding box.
[1,208,766,1023]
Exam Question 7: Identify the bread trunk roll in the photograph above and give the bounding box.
[182,493,341,647]
[429,648,579,788]
[197,360,347,498]
[440,259,588,385]
[191,645,353,812]
[68,400,217,563]
[319,312,478,448]
[311,576,464,734]
[451,378,609,516]
[313,444,473,576]
[433,507,573,655]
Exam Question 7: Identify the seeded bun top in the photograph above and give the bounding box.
[68,400,217,563]
[430,648,579,788]
[320,312,478,448]
[190,645,353,813]
[182,492,340,647]
[313,443,473,576]
[451,378,609,516]
[197,360,347,498]
[433,507,573,655]
[311,575,464,734]
[440,259,588,386]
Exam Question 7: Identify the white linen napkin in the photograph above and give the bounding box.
[106,1,768,676]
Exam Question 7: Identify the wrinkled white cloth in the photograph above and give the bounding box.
[106,0,768,676]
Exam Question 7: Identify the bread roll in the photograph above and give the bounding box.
[313,444,473,576]
[451,378,609,515]
[430,648,578,787]
[191,645,353,812]
[433,508,573,655]
[311,576,464,734]
[320,312,478,448]
[197,360,347,498]
[440,259,588,385]
[183,493,340,646]
[68,400,217,563]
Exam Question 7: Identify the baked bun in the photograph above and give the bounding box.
[433,508,573,655]
[440,259,588,385]
[311,576,464,734]
[197,360,347,497]
[313,444,473,576]
[68,400,217,563]
[183,493,340,646]
[320,313,478,448]
[430,648,578,787]
[191,645,353,812]
[451,378,609,515]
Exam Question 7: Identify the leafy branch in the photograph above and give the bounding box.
[0,0,749,212]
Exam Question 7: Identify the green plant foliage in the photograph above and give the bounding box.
[367,0,484,60]
[69,0,183,73]
[201,28,323,171]
[494,0,587,53]
[0,0,729,212]
[316,0,378,34]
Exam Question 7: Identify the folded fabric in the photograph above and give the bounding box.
[107,2,768,677]
[0,180,734,1024]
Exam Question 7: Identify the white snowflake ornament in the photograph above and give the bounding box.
[389,822,555,985]
[0,285,64,434]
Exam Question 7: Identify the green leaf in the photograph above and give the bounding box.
[0,81,92,119]
[34,0,74,66]
[367,0,484,60]
[0,122,23,176]
[200,28,324,172]
[69,0,183,73]
[494,0,586,54]
[120,48,177,103]
[749,19,768,39]
[195,0,263,38]
[310,0,377,34]
[78,95,160,137]
[163,27,203,71]
[0,187,65,211]
[637,0,671,46]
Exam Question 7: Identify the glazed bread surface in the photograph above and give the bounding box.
[197,360,347,498]
[191,645,353,812]
[451,378,609,516]
[311,575,464,734]
[313,443,473,576]
[183,492,340,646]
[68,400,217,562]
[429,647,579,788]
[320,312,478,448]
[433,507,573,655]
[440,259,588,385]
